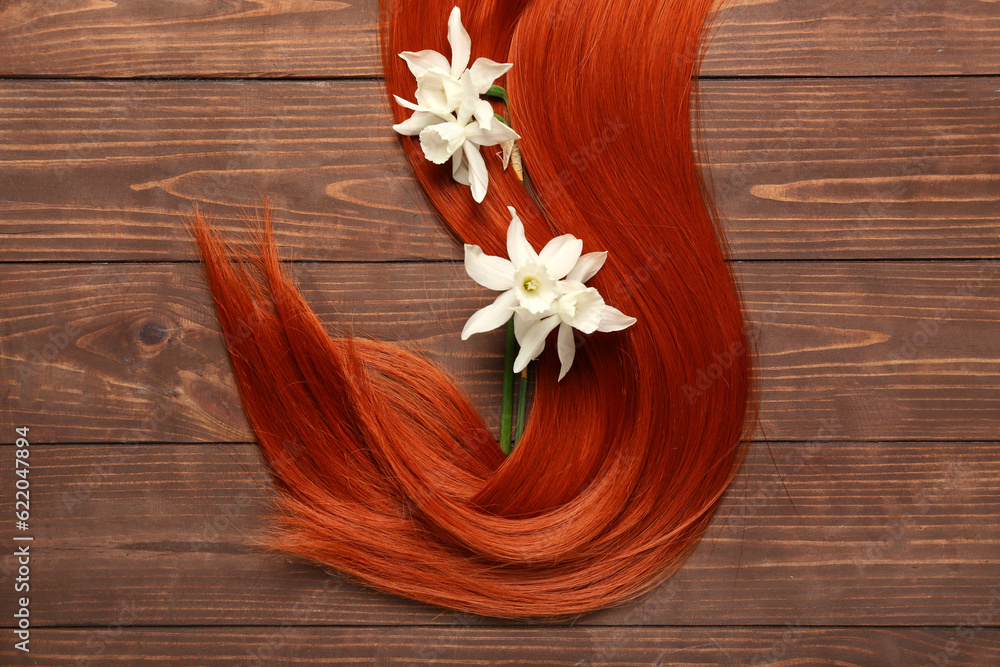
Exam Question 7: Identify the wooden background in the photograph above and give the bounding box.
[1,0,999,664]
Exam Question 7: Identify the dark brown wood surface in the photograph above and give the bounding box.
[3,442,998,627]
[20,627,1000,665]
[2,262,999,443]
[1,0,998,665]
[1,78,997,261]
[1,0,998,77]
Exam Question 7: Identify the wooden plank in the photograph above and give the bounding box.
[2,261,998,443]
[0,80,455,263]
[706,0,1000,77]
[0,78,997,261]
[0,0,997,78]
[1,442,997,626]
[0,0,379,78]
[702,78,1000,259]
[10,627,1000,665]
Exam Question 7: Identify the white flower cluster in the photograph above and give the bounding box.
[393,9,637,379]
[463,208,636,380]
[392,7,519,203]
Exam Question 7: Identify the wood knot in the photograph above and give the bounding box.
[138,321,169,345]
[133,316,175,357]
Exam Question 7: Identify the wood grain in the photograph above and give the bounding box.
[1,0,996,659]
[0,0,998,78]
[0,0,380,78]
[0,80,454,263]
[1,262,998,444]
[1,78,997,261]
[706,0,1000,77]
[9,627,1000,665]
[1,442,997,626]
[701,78,1000,259]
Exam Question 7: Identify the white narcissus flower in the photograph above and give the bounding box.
[462,207,638,380]
[395,6,512,120]
[395,73,519,203]
[392,7,516,203]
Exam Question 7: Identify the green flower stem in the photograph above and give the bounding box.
[488,83,517,455]
[486,84,509,106]
[499,317,516,455]
[514,369,528,448]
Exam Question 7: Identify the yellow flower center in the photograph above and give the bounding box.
[522,277,540,292]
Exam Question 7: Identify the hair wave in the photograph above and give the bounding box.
[192,0,754,618]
